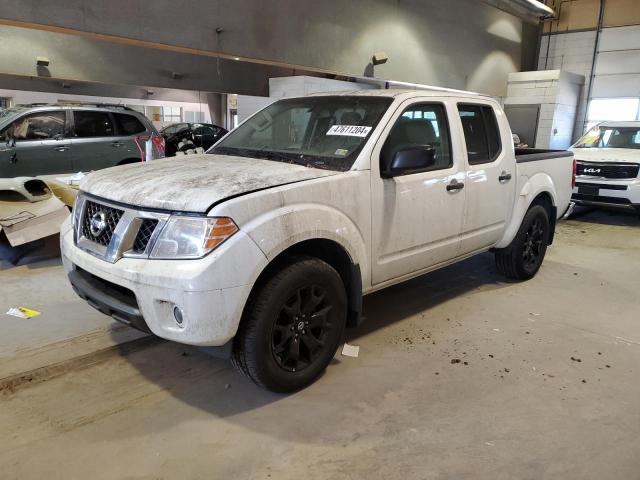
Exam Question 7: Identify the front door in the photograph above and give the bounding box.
[456,103,516,254]
[0,110,71,177]
[371,100,467,285]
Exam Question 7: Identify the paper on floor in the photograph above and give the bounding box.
[341,343,360,357]
[6,307,41,319]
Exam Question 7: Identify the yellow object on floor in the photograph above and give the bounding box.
[6,307,42,319]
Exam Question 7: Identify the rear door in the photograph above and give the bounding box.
[456,103,516,254]
[70,110,120,172]
[0,109,71,177]
[112,112,147,162]
[371,98,467,285]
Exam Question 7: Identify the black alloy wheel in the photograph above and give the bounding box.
[272,285,333,373]
[232,256,347,392]
[495,204,550,281]
[522,217,545,268]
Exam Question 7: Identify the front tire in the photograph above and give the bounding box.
[232,256,347,392]
[495,204,550,281]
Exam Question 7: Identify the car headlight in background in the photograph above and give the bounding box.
[150,216,238,259]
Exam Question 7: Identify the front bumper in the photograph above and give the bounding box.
[571,177,640,212]
[60,217,268,346]
[68,267,151,333]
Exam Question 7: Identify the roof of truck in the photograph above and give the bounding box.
[596,121,640,128]
[308,88,496,101]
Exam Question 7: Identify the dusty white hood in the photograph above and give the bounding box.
[571,148,640,164]
[80,154,339,213]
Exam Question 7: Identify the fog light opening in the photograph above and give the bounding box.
[173,306,184,326]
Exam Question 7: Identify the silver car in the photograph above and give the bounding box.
[0,103,164,178]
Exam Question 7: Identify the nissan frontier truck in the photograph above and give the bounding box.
[61,89,575,392]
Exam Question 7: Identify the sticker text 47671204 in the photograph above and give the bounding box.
[326,125,372,138]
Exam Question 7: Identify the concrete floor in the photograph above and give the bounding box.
[1,208,639,480]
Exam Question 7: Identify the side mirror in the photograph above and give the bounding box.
[6,133,16,148]
[381,146,436,178]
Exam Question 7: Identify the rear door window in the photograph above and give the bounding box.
[114,113,146,135]
[73,111,115,137]
[458,104,502,164]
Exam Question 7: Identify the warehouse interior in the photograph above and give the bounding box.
[1,1,640,478]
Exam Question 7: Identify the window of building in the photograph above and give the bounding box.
[587,98,640,124]
[162,106,182,123]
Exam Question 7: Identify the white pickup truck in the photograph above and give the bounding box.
[61,89,574,392]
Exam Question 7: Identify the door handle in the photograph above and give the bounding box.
[54,146,70,152]
[111,142,123,148]
[446,180,465,192]
[499,171,512,183]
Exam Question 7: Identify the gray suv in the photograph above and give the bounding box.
[0,103,164,178]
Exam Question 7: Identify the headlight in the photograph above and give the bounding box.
[150,216,238,259]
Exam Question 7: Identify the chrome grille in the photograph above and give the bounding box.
[74,194,169,263]
[81,201,124,247]
[132,219,158,254]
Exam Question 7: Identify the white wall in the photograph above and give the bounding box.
[538,31,597,140]
[236,76,376,123]
[505,70,584,149]
[236,96,274,124]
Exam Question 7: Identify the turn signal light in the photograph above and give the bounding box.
[204,218,239,250]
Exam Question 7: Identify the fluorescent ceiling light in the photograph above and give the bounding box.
[522,0,555,17]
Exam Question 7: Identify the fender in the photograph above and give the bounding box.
[495,172,557,249]
[242,202,370,288]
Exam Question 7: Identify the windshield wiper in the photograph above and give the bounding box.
[212,146,308,164]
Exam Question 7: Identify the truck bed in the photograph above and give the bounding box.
[515,148,573,163]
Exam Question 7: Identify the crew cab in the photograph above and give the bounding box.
[570,121,640,213]
[60,89,574,392]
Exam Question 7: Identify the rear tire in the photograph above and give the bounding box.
[232,256,347,392]
[495,204,550,281]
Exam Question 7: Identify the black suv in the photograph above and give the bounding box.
[160,122,227,156]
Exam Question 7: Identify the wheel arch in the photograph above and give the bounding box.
[496,173,558,249]
[530,191,557,245]
[244,238,363,328]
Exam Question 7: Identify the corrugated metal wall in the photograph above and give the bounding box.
[539,0,640,139]
[593,26,640,98]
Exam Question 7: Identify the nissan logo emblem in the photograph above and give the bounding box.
[89,211,108,237]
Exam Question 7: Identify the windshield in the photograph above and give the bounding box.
[0,107,26,122]
[574,125,640,149]
[161,123,188,135]
[210,96,393,171]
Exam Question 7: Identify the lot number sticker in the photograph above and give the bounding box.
[326,125,372,137]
